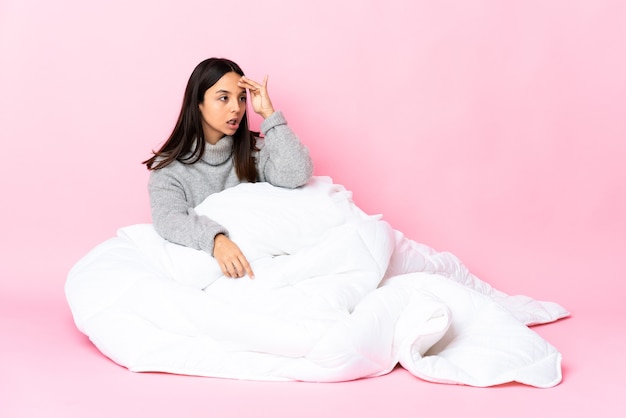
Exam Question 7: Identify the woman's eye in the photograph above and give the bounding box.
[239,96,247,102]
[219,96,228,101]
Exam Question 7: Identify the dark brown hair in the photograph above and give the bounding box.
[143,58,258,182]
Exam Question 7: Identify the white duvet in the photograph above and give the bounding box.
[65,177,568,387]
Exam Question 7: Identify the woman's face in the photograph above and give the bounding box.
[198,71,247,144]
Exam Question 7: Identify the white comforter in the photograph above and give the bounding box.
[65,177,568,387]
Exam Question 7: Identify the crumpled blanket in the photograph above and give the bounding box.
[65,177,569,387]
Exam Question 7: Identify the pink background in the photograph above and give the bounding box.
[1,0,625,417]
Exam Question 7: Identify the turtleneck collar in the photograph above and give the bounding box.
[202,136,234,166]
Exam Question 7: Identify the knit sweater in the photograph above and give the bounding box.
[148,111,313,255]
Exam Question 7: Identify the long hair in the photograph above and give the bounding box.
[143,58,258,182]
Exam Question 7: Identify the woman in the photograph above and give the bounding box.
[143,58,313,280]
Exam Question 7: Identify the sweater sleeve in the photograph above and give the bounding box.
[256,111,313,188]
[148,169,228,255]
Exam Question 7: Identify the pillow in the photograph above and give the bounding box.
[194,176,355,260]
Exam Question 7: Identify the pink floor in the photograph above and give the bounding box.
[2,259,625,418]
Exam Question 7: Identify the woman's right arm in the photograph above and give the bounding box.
[148,169,254,278]
[148,169,227,255]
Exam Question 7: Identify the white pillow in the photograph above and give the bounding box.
[194,177,355,260]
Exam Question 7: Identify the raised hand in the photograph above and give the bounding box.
[238,75,275,119]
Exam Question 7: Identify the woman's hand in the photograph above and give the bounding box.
[213,234,255,279]
[238,75,275,119]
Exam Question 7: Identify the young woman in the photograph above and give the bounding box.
[143,58,313,280]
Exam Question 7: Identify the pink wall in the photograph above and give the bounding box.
[1,0,625,312]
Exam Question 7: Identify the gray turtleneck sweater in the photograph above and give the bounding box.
[148,111,313,255]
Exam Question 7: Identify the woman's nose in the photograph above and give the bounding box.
[230,99,242,113]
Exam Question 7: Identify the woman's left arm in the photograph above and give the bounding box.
[238,75,313,188]
[256,111,313,188]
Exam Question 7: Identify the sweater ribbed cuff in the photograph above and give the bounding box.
[260,111,287,135]
[199,226,229,256]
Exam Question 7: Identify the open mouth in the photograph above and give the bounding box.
[227,119,239,129]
